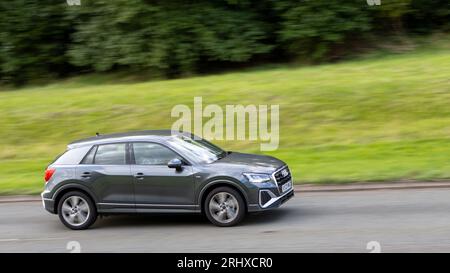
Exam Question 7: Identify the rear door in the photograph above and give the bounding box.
[77,143,134,212]
[130,142,196,211]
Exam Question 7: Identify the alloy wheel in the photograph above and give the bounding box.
[209,192,239,224]
[61,196,90,227]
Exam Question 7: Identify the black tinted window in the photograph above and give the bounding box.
[81,146,96,164]
[133,143,179,165]
[94,144,127,165]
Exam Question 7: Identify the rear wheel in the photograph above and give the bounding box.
[57,191,97,230]
[204,187,245,227]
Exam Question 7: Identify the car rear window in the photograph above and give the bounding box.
[53,146,92,165]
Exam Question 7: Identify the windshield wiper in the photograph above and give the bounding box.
[217,151,228,160]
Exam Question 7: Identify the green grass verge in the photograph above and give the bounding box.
[1,37,449,194]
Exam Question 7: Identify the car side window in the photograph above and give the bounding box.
[81,146,96,164]
[54,146,92,165]
[94,143,127,165]
[133,142,180,165]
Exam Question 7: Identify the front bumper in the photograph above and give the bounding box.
[260,188,294,208]
[247,165,295,212]
[248,188,294,212]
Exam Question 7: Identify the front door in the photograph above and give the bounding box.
[130,142,196,211]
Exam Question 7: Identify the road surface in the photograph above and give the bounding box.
[1,188,450,252]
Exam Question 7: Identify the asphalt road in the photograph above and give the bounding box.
[1,188,450,253]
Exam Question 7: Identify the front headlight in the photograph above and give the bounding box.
[243,173,272,183]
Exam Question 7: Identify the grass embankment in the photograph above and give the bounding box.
[0,39,449,194]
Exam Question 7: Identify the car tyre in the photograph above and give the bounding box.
[57,191,97,230]
[204,186,245,227]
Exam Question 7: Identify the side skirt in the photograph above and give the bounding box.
[97,202,201,214]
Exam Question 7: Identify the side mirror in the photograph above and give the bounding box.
[168,158,183,170]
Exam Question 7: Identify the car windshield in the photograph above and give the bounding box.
[167,135,226,164]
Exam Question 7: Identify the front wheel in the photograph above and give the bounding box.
[204,187,246,227]
[57,191,97,230]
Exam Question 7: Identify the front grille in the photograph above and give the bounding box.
[273,166,292,192]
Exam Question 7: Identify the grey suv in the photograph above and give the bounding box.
[42,131,294,229]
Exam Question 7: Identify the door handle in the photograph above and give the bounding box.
[134,172,144,180]
[81,172,91,179]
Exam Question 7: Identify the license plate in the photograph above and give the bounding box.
[281,181,292,192]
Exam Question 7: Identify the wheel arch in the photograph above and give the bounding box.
[52,184,98,213]
[198,179,249,214]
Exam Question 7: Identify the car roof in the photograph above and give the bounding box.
[67,130,192,149]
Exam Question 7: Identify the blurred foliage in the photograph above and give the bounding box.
[378,0,412,19]
[274,0,372,60]
[407,0,450,33]
[0,0,73,84]
[68,0,272,75]
[0,0,448,84]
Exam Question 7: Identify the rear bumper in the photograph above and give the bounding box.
[41,192,56,214]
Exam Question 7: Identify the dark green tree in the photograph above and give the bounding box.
[0,0,73,84]
[0,0,448,84]
[274,0,372,61]
[68,0,272,76]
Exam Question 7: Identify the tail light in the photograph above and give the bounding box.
[44,168,55,183]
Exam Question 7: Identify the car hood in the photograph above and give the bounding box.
[210,152,285,173]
